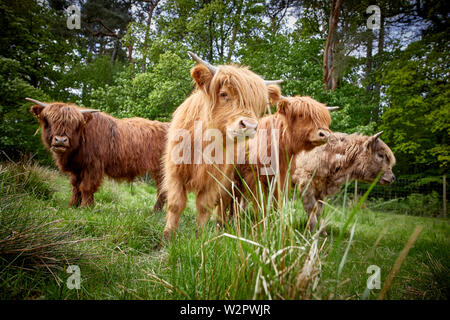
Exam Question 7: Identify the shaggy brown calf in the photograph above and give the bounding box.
[27,98,168,210]
[292,131,396,233]
[218,96,333,222]
[162,52,281,239]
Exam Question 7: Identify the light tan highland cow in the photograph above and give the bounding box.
[292,131,396,233]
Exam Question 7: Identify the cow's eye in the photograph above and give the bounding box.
[377,152,384,159]
[219,92,227,98]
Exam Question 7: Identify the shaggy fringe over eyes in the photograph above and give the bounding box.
[287,96,331,128]
[43,103,85,132]
[208,64,268,117]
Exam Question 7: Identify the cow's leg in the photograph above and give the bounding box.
[79,170,103,207]
[314,200,327,236]
[304,196,327,235]
[215,192,231,227]
[69,173,82,207]
[152,173,166,212]
[196,190,217,235]
[302,190,318,232]
[163,177,186,240]
[236,196,248,216]
[153,192,166,212]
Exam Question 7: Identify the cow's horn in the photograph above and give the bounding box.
[25,98,48,108]
[80,109,99,113]
[264,80,283,85]
[187,51,217,75]
[327,106,340,111]
[373,131,384,139]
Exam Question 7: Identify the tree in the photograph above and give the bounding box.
[90,51,193,121]
[380,32,449,174]
[323,0,343,90]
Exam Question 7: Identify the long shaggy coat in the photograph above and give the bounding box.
[220,96,332,221]
[162,64,281,238]
[292,132,396,232]
[31,102,168,210]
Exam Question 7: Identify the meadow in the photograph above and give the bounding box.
[0,162,448,300]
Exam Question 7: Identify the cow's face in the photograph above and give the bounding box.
[191,64,281,141]
[357,134,396,185]
[277,96,331,152]
[214,84,259,140]
[31,103,93,155]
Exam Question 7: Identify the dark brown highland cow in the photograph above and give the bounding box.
[27,98,168,210]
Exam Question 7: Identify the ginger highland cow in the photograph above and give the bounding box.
[162,52,282,239]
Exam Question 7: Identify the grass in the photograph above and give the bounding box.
[0,162,448,300]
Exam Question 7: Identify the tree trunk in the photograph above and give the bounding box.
[111,38,120,64]
[141,0,160,73]
[209,17,214,62]
[374,13,385,94]
[323,0,343,91]
[127,44,133,63]
[365,31,373,93]
[372,14,385,122]
[227,2,242,63]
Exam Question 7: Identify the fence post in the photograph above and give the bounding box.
[444,174,447,218]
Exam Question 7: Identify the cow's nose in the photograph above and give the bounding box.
[391,174,396,182]
[53,136,68,146]
[240,119,258,131]
[316,129,329,141]
[318,130,328,139]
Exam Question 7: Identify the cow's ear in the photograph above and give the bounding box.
[276,98,289,116]
[267,85,281,106]
[191,64,213,91]
[364,131,383,150]
[30,105,44,118]
[82,112,94,124]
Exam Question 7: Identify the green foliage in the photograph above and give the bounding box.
[0,0,80,98]
[62,56,127,106]
[0,162,54,200]
[0,57,50,162]
[380,32,450,174]
[368,192,442,218]
[155,0,265,63]
[0,163,85,299]
[90,51,193,121]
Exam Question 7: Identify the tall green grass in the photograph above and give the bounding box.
[0,161,448,300]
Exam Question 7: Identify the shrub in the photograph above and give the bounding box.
[367,191,442,217]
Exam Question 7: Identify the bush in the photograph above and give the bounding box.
[403,192,442,217]
[90,51,193,121]
[0,162,57,200]
[367,191,442,217]
[0,162,85,284]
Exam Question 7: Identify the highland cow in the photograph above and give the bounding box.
[162,52,282,239]
[217,96,334,223]
[27,98,168,211]
[292,131,396,233]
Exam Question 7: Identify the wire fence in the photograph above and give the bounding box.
[352,175,448,218]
